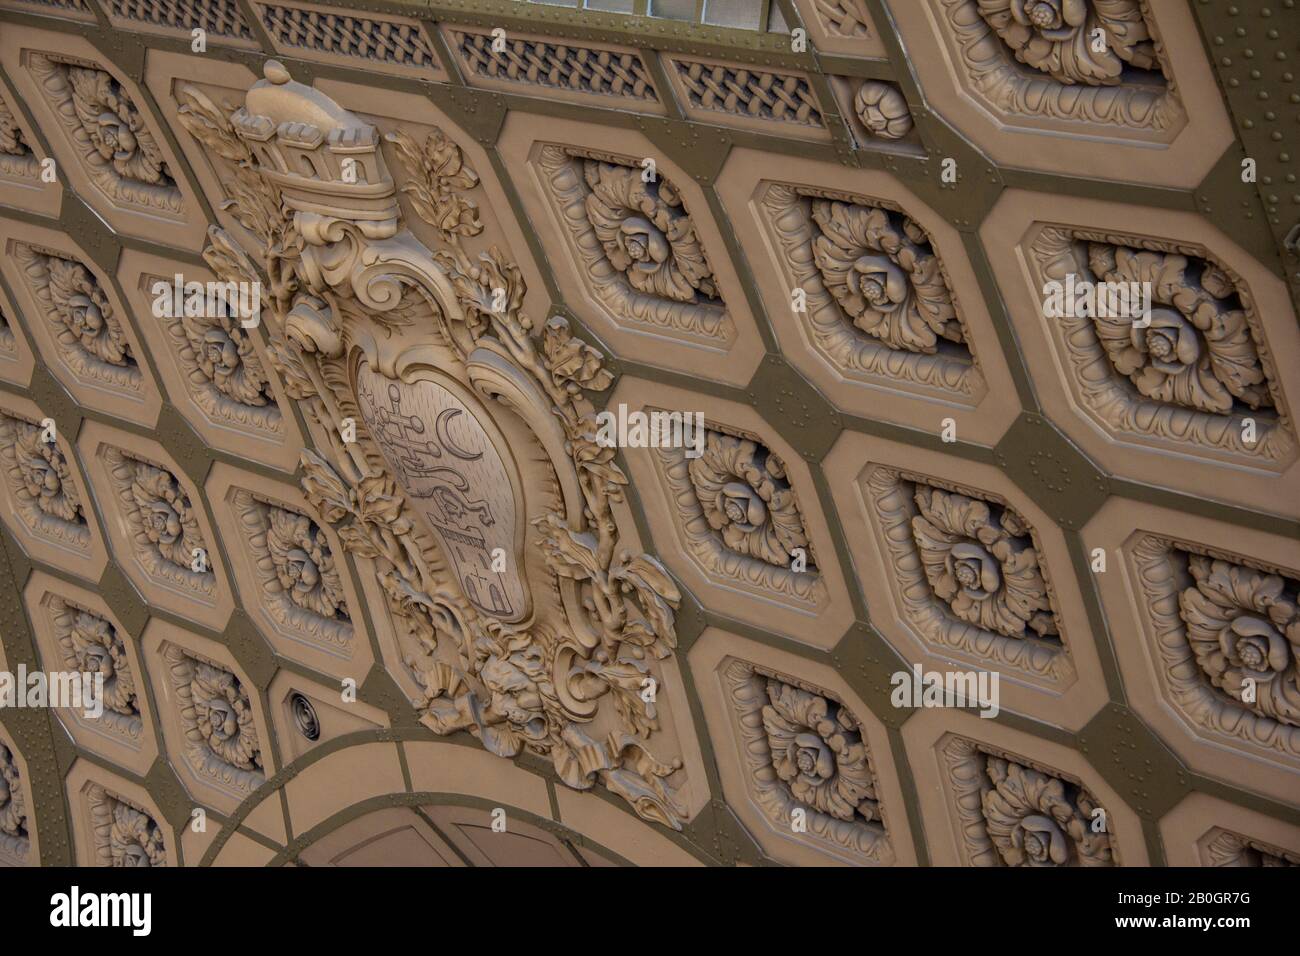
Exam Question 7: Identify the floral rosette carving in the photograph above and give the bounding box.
[581,158,719,304]
[179,300,274,408]
[975,0,1158,86]
[911,485,1058,640]
[14,420,83,524]
[267,506,347,620]
[0,745,26,842]
[189,660,262,773]
[762,680,880,824]
[177,66,689,829]
[128,460,205,572]
[63,605,138,717]
[1180,555,1300,727]
[47,255,133,368]
[0,98,30,156]
[67,66,173,187]
[1087,244,1271,416]
[688,432,812,569]
[981,756,1112,866]
[90,788,166,867]
[812,199,962,353]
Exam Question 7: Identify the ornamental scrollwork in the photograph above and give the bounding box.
[175,62,691,828]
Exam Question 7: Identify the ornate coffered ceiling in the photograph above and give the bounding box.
[0,0,1296,869]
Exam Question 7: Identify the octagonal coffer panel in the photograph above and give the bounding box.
[887,0,1232,187]
[984,191,1300,517]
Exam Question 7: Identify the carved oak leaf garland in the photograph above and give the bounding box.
[175,74,689,829]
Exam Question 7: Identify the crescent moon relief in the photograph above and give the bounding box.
[355,363,531,624]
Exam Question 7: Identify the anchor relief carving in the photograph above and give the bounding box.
[176,61,689,827]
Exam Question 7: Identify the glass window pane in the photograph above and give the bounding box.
[649,0,699,21]
[702,0,761,30]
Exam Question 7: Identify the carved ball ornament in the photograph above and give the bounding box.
[853,81,913,139]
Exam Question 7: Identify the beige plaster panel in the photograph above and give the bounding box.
[717,147,1021,443]
[1161,792,1300,867]
[65,760,177,867]
[614,376,856,646]
[0,391,108,583]
[117,248,305,474]
[825,429,1109,729]
[140,618,277,820]
[689,626,919,866]
[207,464,374,681]
[78,421,234,631]
[0,28,211,251]
[885,0,1231,187]
[282,740,406,836]
[24,571,157,777]
[498,112,765,387]
[0,219,163,429]
[982,189,1300,517]
[901,707,1149,866]
[1084,496,1300,805]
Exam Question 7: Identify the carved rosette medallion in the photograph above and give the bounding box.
[1130,537,1300,764]
[1201,828,1300,867]
[757,183,983,401]
[0,743,30,863]
[1030,228,1294,466]
[936,0,1180,135]
[27,53,180,212]
[50,596,143,741]
[0,412,90,553]
[866,468,1071,682]
[162,644,264,795]
[175,61,693,828]
[86,784,166,867]
[723,660,893,864]
[942,736,1115,866]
